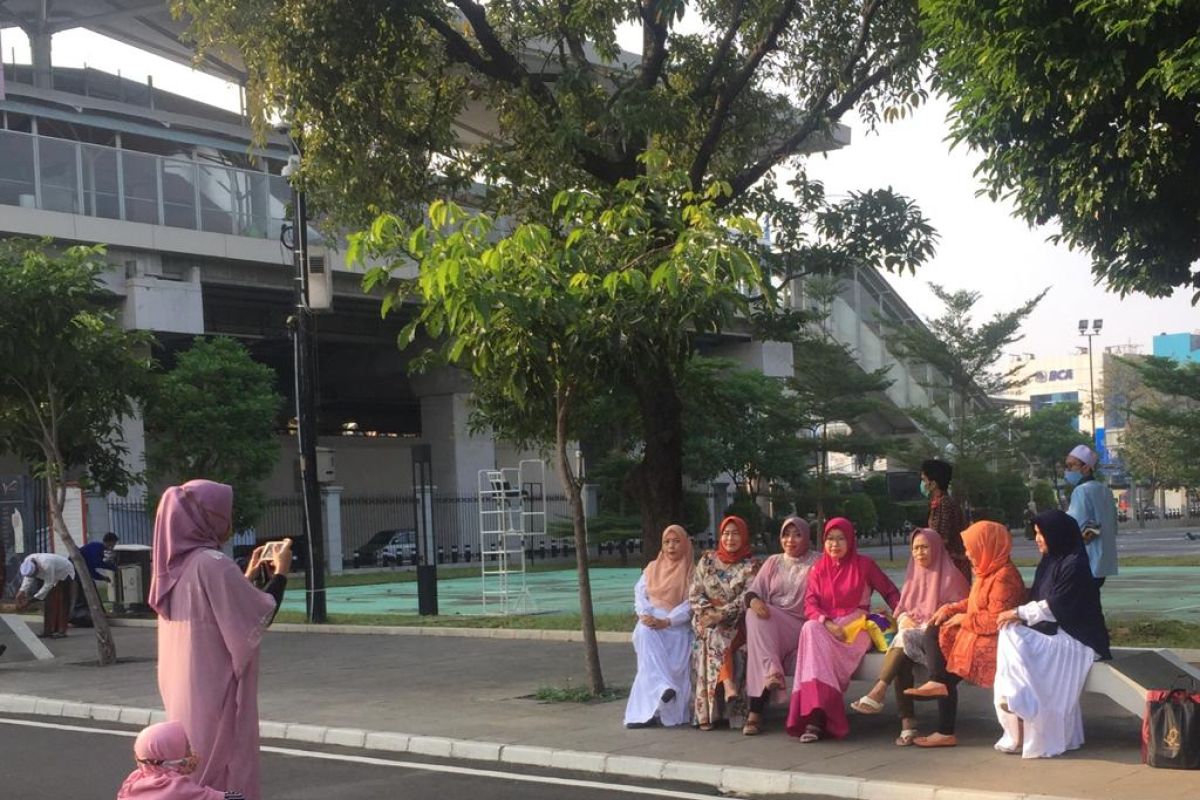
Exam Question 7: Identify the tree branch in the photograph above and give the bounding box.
[723,47,914,202]
[691,0,747,102]
[638,0,670,92]
[688,0,799,190]
[418,1,630,183]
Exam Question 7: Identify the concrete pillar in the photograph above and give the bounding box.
[418,390,496,496]
[710,482,730,535]
[321,485,343,575]
[119,413,148,502]
[582,483,599,519]
[31,31,53,90]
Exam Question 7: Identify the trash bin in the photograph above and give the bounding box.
[111,544,152,615]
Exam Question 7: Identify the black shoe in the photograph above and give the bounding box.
[661,688,676,704]
[0,644,6,658]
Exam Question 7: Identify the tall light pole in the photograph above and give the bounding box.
[282,139,328,624]
[1078,318,1103,452]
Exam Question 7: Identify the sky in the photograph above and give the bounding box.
[2,25,1197,360]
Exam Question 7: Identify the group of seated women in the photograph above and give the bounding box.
[624,509,1110,759]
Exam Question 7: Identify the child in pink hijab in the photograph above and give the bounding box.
[117,721,244,800]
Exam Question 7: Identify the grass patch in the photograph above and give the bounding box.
[274,609,635,631]
[1109,619,1200,649]
[323,559,632,589]
[532,683,629,703]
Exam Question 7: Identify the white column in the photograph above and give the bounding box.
[321,485,343,575]
[418,391,496,496]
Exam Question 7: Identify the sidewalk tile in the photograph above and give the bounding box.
[789,772,862,798]
[661,761,723,787]
[33,698,64,716]
[259,721,288,740]
[285,723,327,743]
[363,731,410,752]
[859,780,937,800]
[408,735,456,757]
[324,727,367,748]
[499,744,555,767]
[604,754,665,780]
[117,707,152,726]
[450,739,503,761]
[721,767,792,795]
[549,749,607,773]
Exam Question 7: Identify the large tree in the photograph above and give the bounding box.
[922,0,1200,298]
[0,239,153,665]
[145,336,282,530]
[180,0,936,551]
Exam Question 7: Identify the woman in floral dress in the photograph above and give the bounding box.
[689,515,760,730]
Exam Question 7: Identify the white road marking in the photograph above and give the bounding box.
[0,717,722,799]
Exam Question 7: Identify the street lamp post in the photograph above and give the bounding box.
[1078,318,1103,452]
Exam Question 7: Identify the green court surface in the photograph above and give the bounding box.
[281,565,1200,621]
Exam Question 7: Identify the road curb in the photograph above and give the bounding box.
[0,691,1084,800]
[105,619,1200,661]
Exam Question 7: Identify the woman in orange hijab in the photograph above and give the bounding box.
[689,515,760,730]
[905,520,1026,748]
[625,525,695,728]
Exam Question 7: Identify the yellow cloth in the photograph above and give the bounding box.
[841,616,891,652]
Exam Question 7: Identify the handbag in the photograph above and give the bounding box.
[1142,677,1200,769]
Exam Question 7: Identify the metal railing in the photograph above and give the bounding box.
[0,128,290,240]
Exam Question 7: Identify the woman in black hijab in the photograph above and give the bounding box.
[992,509,1111,758]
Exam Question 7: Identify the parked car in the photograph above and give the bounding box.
[353,529,418,567]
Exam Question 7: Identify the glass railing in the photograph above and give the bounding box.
[0,128,291,241]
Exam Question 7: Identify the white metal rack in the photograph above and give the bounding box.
[478,459,545,614]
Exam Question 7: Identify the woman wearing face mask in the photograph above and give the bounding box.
[993,509,1111,758]
[741,516,819,736]
[150,480,291,800]
[689,515,760,731]
[921,459,970,580]
[850,528,969,746]
[785,517,900,743]
[625,525,696,728]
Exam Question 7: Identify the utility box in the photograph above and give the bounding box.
[315,447,336,484]
[112,544,152,614]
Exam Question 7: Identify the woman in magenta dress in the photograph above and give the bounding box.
[786,517,900,742]
[150,480,291,800]
[741,516,817,735]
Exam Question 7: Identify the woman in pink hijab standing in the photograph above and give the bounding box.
[150,480,291,800]
[741,516,818,736]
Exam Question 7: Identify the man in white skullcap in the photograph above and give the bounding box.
[15,552,76,637]
[1063,444,1118,587]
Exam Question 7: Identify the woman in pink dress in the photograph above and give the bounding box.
[785,517,900,742]
[150,480,291,800]
[741,516,817,735]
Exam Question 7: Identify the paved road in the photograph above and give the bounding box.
[0,714,837,800]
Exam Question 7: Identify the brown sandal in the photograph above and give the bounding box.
[743,714,762,736]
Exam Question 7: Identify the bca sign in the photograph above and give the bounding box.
[1033,369,1074,383]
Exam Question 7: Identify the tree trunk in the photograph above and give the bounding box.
[554,386,605,695]
[46,475,117,665]
[631,368,684,561]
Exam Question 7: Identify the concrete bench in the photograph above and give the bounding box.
[850,646,1200,716]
